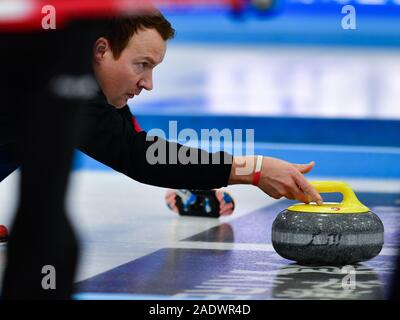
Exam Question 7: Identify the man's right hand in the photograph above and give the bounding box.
[229,155,323,205]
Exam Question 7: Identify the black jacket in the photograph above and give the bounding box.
[76,93,233,189]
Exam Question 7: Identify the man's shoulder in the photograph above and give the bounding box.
[77,93,130,146]
[81,92,133,129]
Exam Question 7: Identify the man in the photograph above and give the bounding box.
[0,8,322,299]
[76,12,323,204]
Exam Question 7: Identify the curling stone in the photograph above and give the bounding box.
[272,181,384,265]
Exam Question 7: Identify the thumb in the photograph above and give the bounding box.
[294,161,315,174]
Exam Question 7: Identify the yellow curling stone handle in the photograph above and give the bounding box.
[288,181,370,214]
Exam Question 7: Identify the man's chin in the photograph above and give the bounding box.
[108,97,127,109]
[116,101,128,108]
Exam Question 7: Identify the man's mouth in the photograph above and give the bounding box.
[127,93,135,99]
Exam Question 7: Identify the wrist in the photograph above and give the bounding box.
[228,155,257,185]
[252,155,263,186]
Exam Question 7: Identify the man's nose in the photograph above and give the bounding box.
[139,71,153,91]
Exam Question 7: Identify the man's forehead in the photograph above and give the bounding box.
[126,28,166,64]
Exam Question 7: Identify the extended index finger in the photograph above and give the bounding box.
[294,173,323,205]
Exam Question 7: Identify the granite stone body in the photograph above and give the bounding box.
[272,210,384,265]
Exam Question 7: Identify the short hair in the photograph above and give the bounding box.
[104,9,175,59]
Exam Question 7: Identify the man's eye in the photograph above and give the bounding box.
[133,63,144,72]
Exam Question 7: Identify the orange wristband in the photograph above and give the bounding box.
[252,155,263,186]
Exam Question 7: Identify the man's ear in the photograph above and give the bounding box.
[93,37,110,63]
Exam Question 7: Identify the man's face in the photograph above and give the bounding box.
[94,28,167,108]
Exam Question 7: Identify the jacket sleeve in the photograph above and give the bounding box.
[76,101,233,189]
